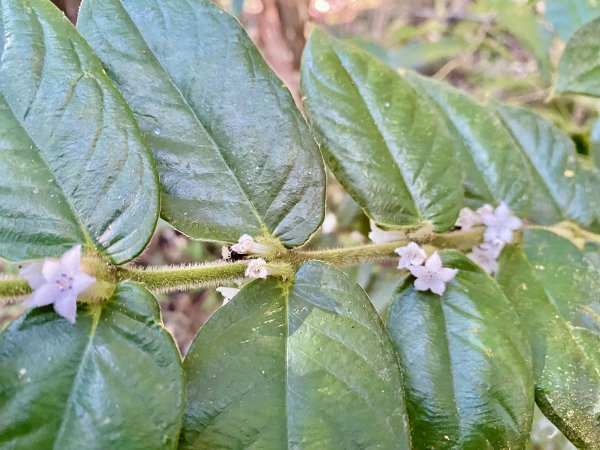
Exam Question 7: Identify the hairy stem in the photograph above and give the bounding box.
[115,260,251,294]
[3,221,598,302]
[0,276,31,302]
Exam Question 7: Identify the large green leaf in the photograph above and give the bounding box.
[385,251,534,449]
[546,0,600,41]
[0,282,184,449]
[557,17,600,97]
[497,230,600,448]
[404,73,529,213]
[406,72,598,227]
[181,261,410,449]
[0,0,158,263]
[77,0,325,247]
[301,29,463,232]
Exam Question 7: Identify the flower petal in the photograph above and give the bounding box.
[408,265,428,278]
[53,294,78,324]
[23,283,60,307]
[42,260,63,282]
[370,221,405,244]
[20,261,46,289]
[60,245,82,273]
[425,252,442,271]
[413,278,431,291]
[439,268,459,282]
[505,216,523,230]
[429,280,446,295]
[72,272,96,293]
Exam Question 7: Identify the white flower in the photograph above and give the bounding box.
[476,203,494,217]
[245,258,269,279]
[395,242,427,269]
[216,287,240,304]
[468,246,499,274]
[322,213,338,234]
[455,204,493,230]
[221,246,232,260]
[455,207,482,230]
[19,245,96,324]
[368,221,405,244]
[479,239,505,259]
[481,202,522,243]
[408,252,458,296]
[231,234,273,255]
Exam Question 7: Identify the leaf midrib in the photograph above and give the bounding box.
[495,109,565,218]
[327,46,422,223]
[104,0,267,235]
[52,306,102,449]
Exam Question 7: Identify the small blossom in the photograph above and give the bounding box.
[468,246,499,274]
[479,239,505,259]
[481,202,522,243]
[231,234,273,255]
[221,246,232,260]
[245,258,269,279]
[20,245,95,324]
[322,213,338,234]
[408,252,458,296]
[368,221,405,244]
[216,287,240,304]
[395,242,427,269]
[455,207,482,230]
[476,203,494,217]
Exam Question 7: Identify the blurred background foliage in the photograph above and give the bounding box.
[3,1,599,447]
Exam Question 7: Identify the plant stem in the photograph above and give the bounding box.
[115,260,251,293]
[0,277,31,302]
[3,221,598,302]
[289,241,404,266]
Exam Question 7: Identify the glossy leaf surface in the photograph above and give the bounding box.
[405,72,530,213]
[301,29,463,232]
[386,251,534,449]
[0,282,185,449]
[0,0,158,263]
[557,17,600,96]
[497,230,600,448]
[181,261,410,449]
[407,73,598,227]
[78,0,325,247]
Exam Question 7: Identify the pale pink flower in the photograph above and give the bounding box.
[408,252,458,296]
[20,245,95,324]
[395,242,427,269]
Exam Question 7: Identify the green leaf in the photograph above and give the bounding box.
[497,230,600,448]
[301,29,463,232]
[77,0,325,247]
[404,73,530,213]
[546,0,600,41]
[181,261,411,449]
[0,282,184,449]
[406,72,599,227]
[557,17,600,97]
[385,251,534,448]
[494,102,595,225]
[0,0,158,263]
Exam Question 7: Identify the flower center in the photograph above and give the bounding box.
[55,273,74,292]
